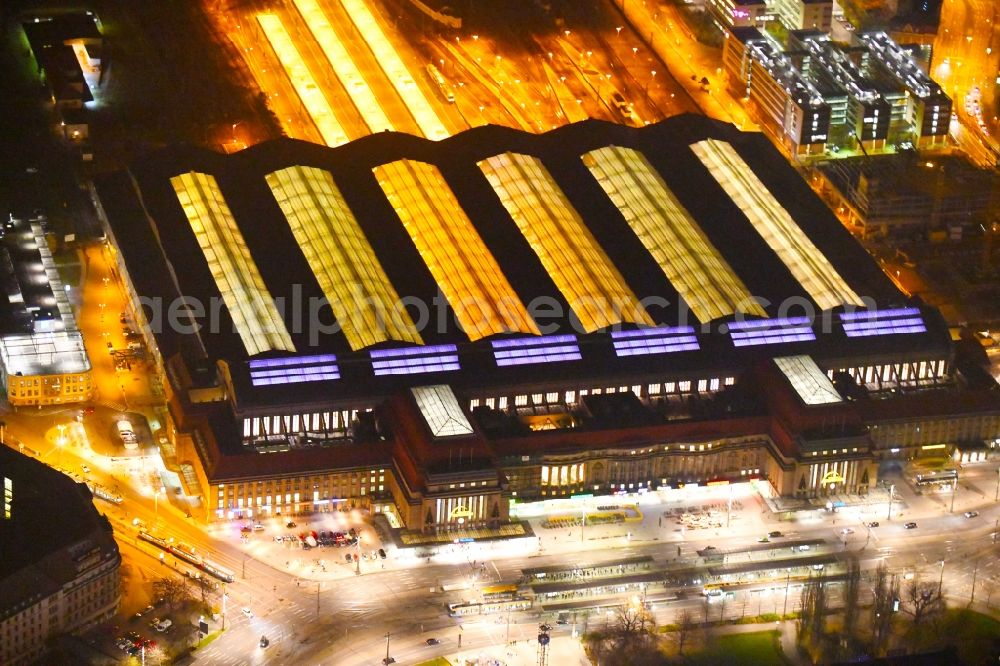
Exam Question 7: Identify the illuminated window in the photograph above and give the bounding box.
[478,152,654,331]
[266,165,421,349]
[690,139,863,311]
[256,14,348,146]
[3,477,11,519]
[583,146,765,322]
[374,159,539,340]
[170,172,295,356]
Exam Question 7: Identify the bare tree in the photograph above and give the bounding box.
[902,578,945,626]
[871,562,898,655]
[842,555,862,639]
[152,576,192,611]
[798,572,827,644]
[676,608,697,656]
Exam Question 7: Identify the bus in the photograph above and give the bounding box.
[448,598,531,617]
[425,64,454,103]
[915,470,958,487]
[482,584,519,601]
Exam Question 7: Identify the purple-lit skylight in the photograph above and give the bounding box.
[727,317,816,347]
[492,334,581,367]
[370,344,461,376]
[839,308,926,337]
[611,326,700,357]
[249,354,340,386]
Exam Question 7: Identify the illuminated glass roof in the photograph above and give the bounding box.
[265,165,422,350]
[478,152,654,332]
[774,355,843,405]
[248,354,340,386]
[170,172,295,356]
[583,146,765,322]
[492,334,582,366]
[371,344,460,376]
[727,317,816,347]
[839,308,926,337]
[411,384,475,438]
[374,159,539,341]
[690,139,863,312]
[256,13,348,147]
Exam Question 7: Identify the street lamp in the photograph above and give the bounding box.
[355,533,363,576]
[616,26,623,39]
[887,484,895,520]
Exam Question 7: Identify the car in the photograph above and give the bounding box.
[242,607,253,618]
[259,635,270,648]
[425,638,441,645]
[378,548,386,559]
[964,511,979,518]
[134,605,154,619]
[757,536,770,543]
[155,619,172,632]
[81,464,90,474]
[904,522,917,529]
[148,617,161,629]
[840,528,854,535]
[348,528,357,538]
[382,658,396,665]
[696,546,717,556]
[286,521,296,528]
[868,521,880,528]
[768,531,783,538]
[252,523,265,531]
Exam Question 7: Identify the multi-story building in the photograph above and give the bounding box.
[771,0,833,31]
[818,154,1000,236]
[725,28,831,154]
[0,447,121,665]
[855,31,951,147]
[709,0,770,29]
[724,28,952,156]
[0,215,92,406]
[93,116,1000,532]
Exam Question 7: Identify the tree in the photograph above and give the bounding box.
[676,608,697,656]
[153,576,192,611]
[842,555,862,639]
[871,562,899,655]
[902,578,945,626]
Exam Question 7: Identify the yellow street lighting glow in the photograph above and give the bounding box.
[265,165,421,350]
[374,159,539,340]
[339,0,449,140]
[292,0,393,134]
[690,139,863,311]
[478,152,654,332]
[920,444,946,450]
[170,172,295,356]
[256,13,349,147]
[582,146,766,322]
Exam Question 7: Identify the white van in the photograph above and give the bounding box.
[155,619,172,632]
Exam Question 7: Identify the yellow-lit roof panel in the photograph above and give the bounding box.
[265,165,422,350]
[477,152,654,332]
[170,172,295,356]
[690,139,863,311]
[583,146,765,322]
[374,160,539,340]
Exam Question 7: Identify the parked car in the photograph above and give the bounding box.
[286,521,296,528]
[241,607,253,618]
[134,605,154,619]
[964,511,979,518]
[154,619,172,632]
[868,521,880,528]
[904,522,918,529]
[768,531,783,538]
[425,638,440,645]
[378,548,386,559]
